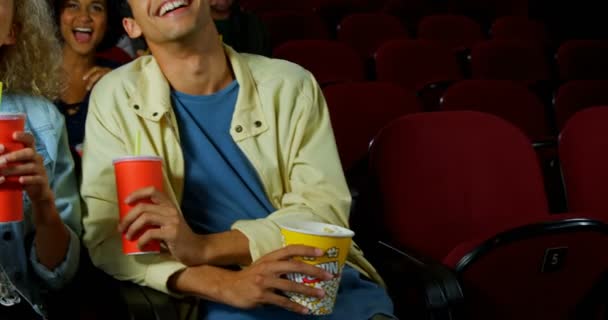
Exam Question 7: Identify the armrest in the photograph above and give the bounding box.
[371,241,464,320]
[118,281,198,320]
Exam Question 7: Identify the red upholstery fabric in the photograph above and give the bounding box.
[417,14,483,52]
[259,11,329,49]
[557,40,608,80]
[369,111,548,260]
[490,16,548,45]
[554,80,608,130]
[559,106,608,213]
[323,82,422,171]
[471,40,550,84]
[441,80,551,141]
[375,39,462,91]
[273,40,364,86]
[379,0,431,28]
[337,13,408,59]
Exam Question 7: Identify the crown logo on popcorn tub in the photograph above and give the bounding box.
[288,247,341,284]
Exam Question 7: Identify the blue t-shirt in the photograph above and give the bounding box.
[172,82,394,320]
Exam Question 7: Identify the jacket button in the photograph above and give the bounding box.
[133,105,140,110]
[235,125,243,133]
[254,121,262,128]
[152,112,159,117]
[3,231,12,241]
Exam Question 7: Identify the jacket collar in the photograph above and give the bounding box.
[128,45,269,141]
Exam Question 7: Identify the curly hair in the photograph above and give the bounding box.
[53,0,124,52]
[0,0,63,100]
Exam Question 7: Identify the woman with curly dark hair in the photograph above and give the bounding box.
[52,0,126,165]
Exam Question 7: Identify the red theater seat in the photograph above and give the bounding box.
[367,111,608,319]
[441,80,551,142]
[273,40,364,86]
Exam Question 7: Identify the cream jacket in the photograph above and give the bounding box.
[80,46,383,294]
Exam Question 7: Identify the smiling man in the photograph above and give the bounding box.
[80,0,395,319]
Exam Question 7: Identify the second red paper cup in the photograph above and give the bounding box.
[113,155,163,255]
[0,112,26,223]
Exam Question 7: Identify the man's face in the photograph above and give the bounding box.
[125,0,210,45]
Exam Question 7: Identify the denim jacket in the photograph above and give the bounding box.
[0,94,82,318]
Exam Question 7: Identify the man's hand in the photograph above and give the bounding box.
[118,187,206,266]
[217,245,333,314]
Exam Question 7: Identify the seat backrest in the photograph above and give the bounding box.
[441,80,551,141]
[323,82,422,171]
[554,80,608,130]
[369,111,548,260]
[490,16,548,45]
[447,0,528,23]
[375,39,462,91]
[417,14,484,52]
[559,106,608,213]
[273,40,364,86]
[557,40,608,81]
[259,11,329,49]
[471,40,550,84]
[337,13,408,59]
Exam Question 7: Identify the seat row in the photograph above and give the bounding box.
[274,38,608,88]
[261,11,549,55]
[240,0,530,25]
[324,80,608,168]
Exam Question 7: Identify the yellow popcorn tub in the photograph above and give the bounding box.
[279,221,354,315]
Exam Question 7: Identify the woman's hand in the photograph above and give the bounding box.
[0,132,53,203]
[83,66,112,91]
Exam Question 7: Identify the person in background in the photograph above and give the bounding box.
[80,0,395,319]
[0,0,82,318]
[211,0,272,56]
[52,0,126,170]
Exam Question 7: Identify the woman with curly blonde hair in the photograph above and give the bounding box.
[1,0,63,99]
[0,0,82,318]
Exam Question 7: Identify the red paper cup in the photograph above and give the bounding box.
[113,156,163,255]
[0,190,23,223]
[0,113,25,223]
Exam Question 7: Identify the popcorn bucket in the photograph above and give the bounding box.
[279,221,354,315]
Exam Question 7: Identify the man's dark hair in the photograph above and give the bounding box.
[119,0,132,19]
[52,0,125,51]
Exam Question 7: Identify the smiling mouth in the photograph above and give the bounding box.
[158,0,190,16]
[73,27,93,43]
